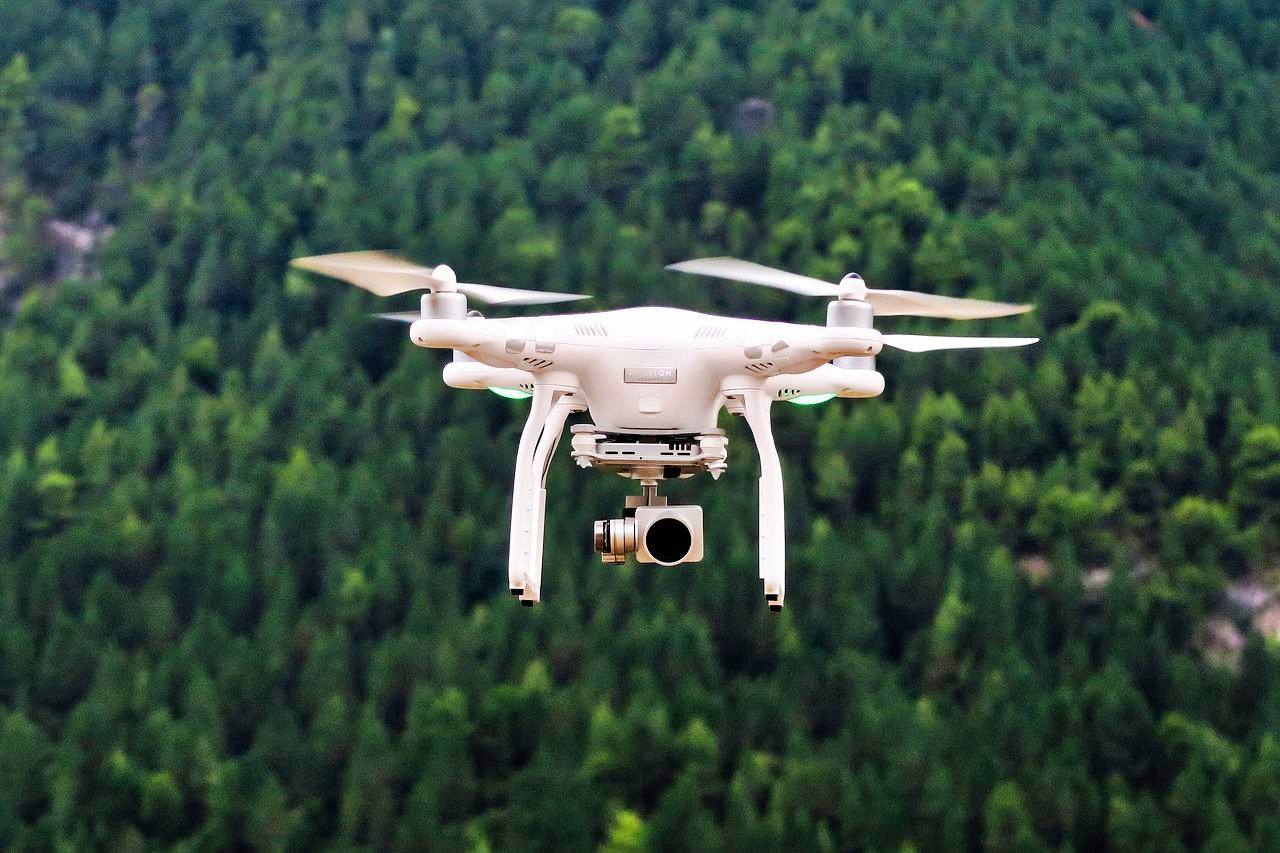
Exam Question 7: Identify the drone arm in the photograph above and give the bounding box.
[442,361,534,392]
[738,388,786,609]
[411,318,529,369]
[745,327,882,378]
[764,364,885,401]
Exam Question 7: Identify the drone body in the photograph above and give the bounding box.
[419,305,887,433]
[293,252,1037,611]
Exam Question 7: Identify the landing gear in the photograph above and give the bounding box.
[507,386,585,606]
[732,389,786,612]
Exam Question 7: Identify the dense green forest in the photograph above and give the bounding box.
[2,0,1280,849]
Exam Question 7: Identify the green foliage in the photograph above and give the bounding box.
[1163,496,1238,568]
[983,781,1044,853]
[1232,425,1280,515]
[601,808,648,853]
[0,0,1277,849]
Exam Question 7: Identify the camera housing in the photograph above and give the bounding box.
[636,506,703,565]
[594,505,703,566]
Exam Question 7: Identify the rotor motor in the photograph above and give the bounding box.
[421,265,468,321]
[827,293,875,371]
[420,265,471,362]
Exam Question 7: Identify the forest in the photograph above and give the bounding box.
[1,0,1279,849]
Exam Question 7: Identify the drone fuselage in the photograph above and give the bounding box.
[412,306,883,433]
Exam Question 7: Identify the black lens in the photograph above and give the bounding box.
[645,517,692,564]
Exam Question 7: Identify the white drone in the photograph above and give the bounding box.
[293,252,1036,610]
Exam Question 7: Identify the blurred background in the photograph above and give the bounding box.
[1,1,1279,850]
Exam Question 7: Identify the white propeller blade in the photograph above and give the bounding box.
[666,257,837,297]
[667,256,1032,320]
[866,290,1030,319]
[293,251,441,296]
[455,282,588,306]
[880,334,1039,353]
[291,251,589,305]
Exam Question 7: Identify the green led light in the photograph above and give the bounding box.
[489,386,533,400]
[788,393,837,406]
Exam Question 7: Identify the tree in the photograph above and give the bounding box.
[983,781,1045,853]
[601,809,649,853]
[0,709,50,845]
[1232,425,1280,516]
[1162,497,1237,569]
[339,703,398,847]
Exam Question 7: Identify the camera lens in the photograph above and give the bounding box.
[644,517,692,564]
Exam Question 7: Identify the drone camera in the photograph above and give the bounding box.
[595,506,703,566]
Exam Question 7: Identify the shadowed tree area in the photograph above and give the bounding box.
[1,0,1279,850]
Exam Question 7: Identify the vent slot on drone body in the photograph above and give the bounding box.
[745,362,773,374]
[522,357,555,370]
[658,440,695,456]
[694,325,726,339]
[574,322,609,337]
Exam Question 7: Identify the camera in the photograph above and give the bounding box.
[594,505,704,566]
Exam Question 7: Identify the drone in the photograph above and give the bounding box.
[292,252,1036,611]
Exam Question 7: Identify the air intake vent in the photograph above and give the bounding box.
[574,322,609,337]
[694,325,727,339]
[522,357,554,370]
[745,361,773,375]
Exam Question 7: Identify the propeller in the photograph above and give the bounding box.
[291,251,590,305]
[666,257,1031,320]
[880,334,1038,352]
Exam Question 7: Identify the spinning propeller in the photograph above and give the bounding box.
[290,251,590,310]
[666,257,1031,319]
[875,333,1039,352]
[666,256,1036,358]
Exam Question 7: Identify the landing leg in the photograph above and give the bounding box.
[508,387,555,599]
[739,390,785,610]
[508,387,581,605]
[520,394,580,605]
